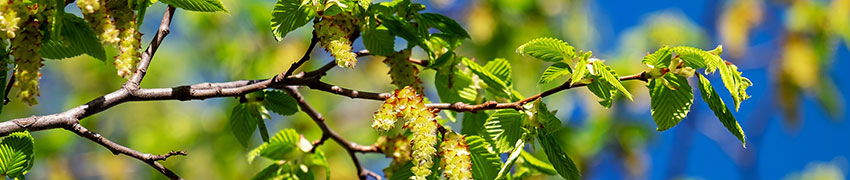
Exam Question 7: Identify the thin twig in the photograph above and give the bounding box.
[126,5,177,89]
[66,123,185,180]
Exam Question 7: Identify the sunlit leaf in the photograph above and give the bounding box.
[517,37,576,62]
[0,131,34,180]
[538,133,580,180]
[697,74,746,146]
[270,0,316,41]
[160,0,228,12]
[648,74,694,131]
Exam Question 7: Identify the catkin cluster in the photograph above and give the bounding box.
[77,0,140,78]
[0,0,33,39]
[439,133,472,180]
[11,21,43,105]
[383,50,423,94]
[314,12,360,68]
[372,86,439,179]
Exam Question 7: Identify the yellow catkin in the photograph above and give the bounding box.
[383,50,424,94]
[0,0,34,39]
[314,12,360,68]
[439,133,472,180]
[371,86,439,179]
[112,7,141,78]
[11,21,44,105]
[77,0,120,45]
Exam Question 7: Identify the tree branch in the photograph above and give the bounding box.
[66,123,186,180]
[426,72,649,112]
[282,86,381,179]
[126,5,177,89]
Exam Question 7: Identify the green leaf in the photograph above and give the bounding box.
[388,162,414,180]
[418,13,470,38]
[484,58,512,86]
[520,151,557,175]
[270,0,316,41]
[136,0,154,28]
[0,131,34,180]
[591,61,632,100]
[671,46,717,70]
[463,58,516,100]
[251,163,283,180]
[461,112,488,135]
[495,139,525,180]
[570,58,589,85]
[538,133,580,180]
[262,89,299,116]
[159,0,228,12]
[50,0,64,40]
[641,46,671,68]
[538,62,571,84]
[41,13,107,61]
[587,79,614,108]
[648,74,694,131]
[377,15,428,52]
[532,100,562,135]
[717,63,752,111]
[697,74,746,146]
[231,103,262,147]
[362,24,395,56]
[516,37,576,62]
[261,129,303,161]
[465,136,502,180]
[482,109,523,153]
[435,69,477,104]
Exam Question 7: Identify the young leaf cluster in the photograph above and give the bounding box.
[248,129,329,180]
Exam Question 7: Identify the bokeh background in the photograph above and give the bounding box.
[1,0,848,179]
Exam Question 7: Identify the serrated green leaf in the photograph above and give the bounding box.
[570,58,589,85]
[262,89,299,116]
[538,133,580,180]
[418,13,470,38]
[516,37,576,62]
[495,139,525,180]
[484,58,512,86]
[463,58,519,101]
[717,63,752,111]
[648,74,694,131]
[641,46,671,68]
[482,109,523,153]
[533,100,562,135]
[231,103,261,148]
[41,13,107,61]
[0,131,34,180]
[435,68,477,105]
[377,15,429,52]
[270,0,316,41]
[671,46,716,70]
[591,62,632,100]
[461,112,488,135]
[159,0,228,12]
[362,24,395,56]
[539,62,571,85]
[520,151,557,175]
[697,74,746,146]
[260,129,302,161]
[251,163,283,180]
[587,79,614,108]
[466,136,502,180]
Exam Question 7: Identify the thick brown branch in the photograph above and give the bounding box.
[66,123,185,180]
[127,5,177,89]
